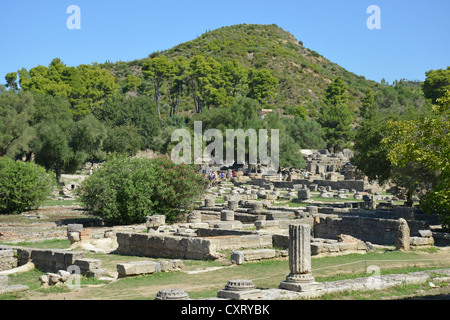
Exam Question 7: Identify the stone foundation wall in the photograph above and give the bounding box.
[0,245,83,272]
[313,216,430,245]
[115,231,274,260]
[196,228,254,237]
[247,179,366,192]
[0,250,18,272]
[115,232,219,260]
[210,234,273,251]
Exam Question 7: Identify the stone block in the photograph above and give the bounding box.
[146,215,166,228]
[230,251,245,265]
[395,207,415,220]
[67,224,84,233]
[47,273,61,285]
[221,210,235,221]
[67,232,80,243]
[31,249,53,262]
[297,189,311,200]
[0,275,8,289]
[86,268,109,278]
[244,249,276,261]
[338,242,358,251]
[63,251,84,265]
[79,229,91,240]
[58,270,71,282]
[117,261,158,277]
[74,258,102,271]
[418,230,433,238]
[155,288,189,300]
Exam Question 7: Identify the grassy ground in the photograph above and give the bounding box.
[1,239,448,300]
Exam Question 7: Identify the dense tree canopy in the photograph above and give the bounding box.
[18,58,118,118]
[318,77,353,152]
[382,91,450,228]
[0,89,35,158]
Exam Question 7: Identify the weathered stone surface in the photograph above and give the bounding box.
[0,275,8,289]
[117,261,158,277]
[55,270,69,282]
[155,288,190,300]
[74,258,102,271]
[395,207,415,220]
[158,260,184,272]
[280,224,322,292]
[116,232,218,260]
[410,237,434,246]
[288,224,311,274]
[230,251,245,265]
[67,224,84,233]
[221,210,235,221]
[204,196,216,207]
[146,215,166,229]
[227,200,239,210]
[297,189,311,201]
[187,211,202,223]
[225,279,255,291]
[418,230,433,238]
[0,250,18,272]
[249,201,264,214]
[306,206,318,215]
[67,232,80,243]
[395,218,410,251]
[254,220,280,231]
[217,279,264,300]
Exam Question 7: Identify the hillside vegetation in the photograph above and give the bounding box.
[101,23,383,118]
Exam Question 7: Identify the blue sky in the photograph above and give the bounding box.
[0,0,448,85]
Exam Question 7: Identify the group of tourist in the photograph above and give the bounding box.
[197,166,237,187]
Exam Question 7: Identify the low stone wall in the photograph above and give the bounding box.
[0,245,103,276]
[247,179,366,192]
[231,249,288,264]
[255,218,314,232]
[313,216,430,245]
[271,235,368,256]
[115,232,219,260]
[209,234,273,251]
[196,228,254,237]
[0,250,18,272]
[0,245,84,272]
[115,231,274,260]
[433,231,450,246]
[117,259,184,278]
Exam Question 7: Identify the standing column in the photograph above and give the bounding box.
[279,224,321,292]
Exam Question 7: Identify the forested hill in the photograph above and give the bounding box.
[100,23,382,117]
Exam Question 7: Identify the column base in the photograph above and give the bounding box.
[279,273,322,292]
[279,280,322,292]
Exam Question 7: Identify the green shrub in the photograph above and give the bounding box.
[79,155,208,225]
[0,157,56,215]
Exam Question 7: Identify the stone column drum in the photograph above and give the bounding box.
[279,224,321,292]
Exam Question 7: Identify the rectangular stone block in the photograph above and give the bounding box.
[338,242,358,252]
[0,275,8,289]
[117,261,158,277]
[31,250,53,262]
[67,224,84,232]
[146,215,166,228]
[74,258,102,271]
[0,250,15,258]
[231,251,245,265]
[63,251,84,265]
